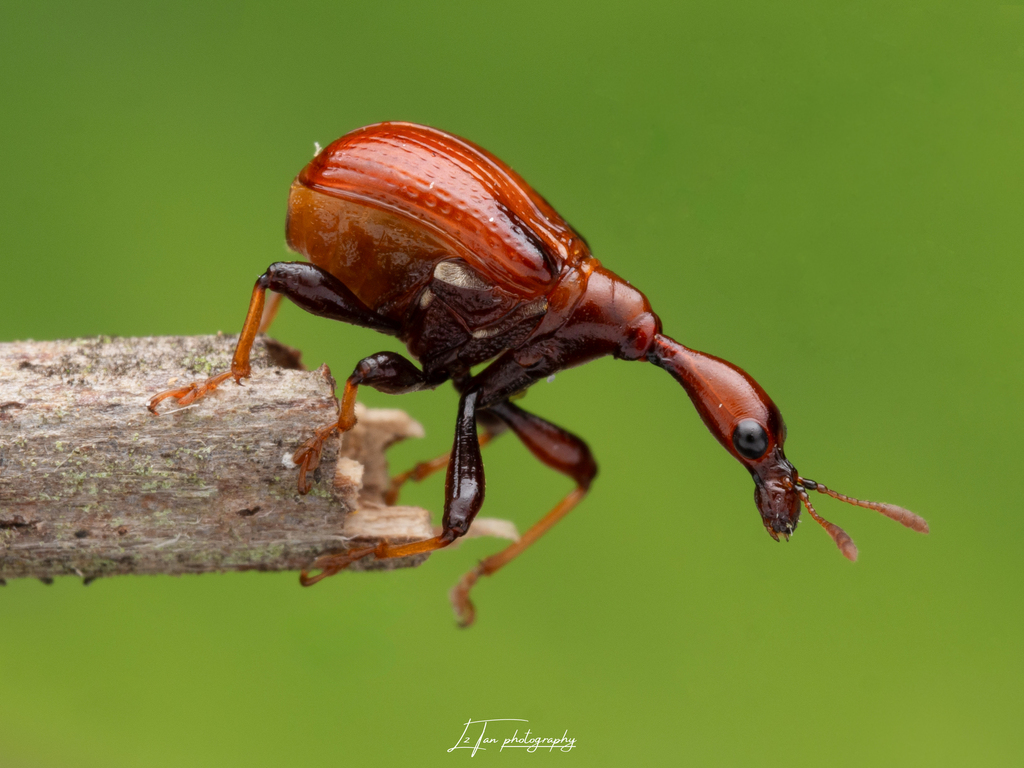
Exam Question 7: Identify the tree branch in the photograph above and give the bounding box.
[0,334,438,583]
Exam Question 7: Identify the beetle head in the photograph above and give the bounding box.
[647,333,927,559]
[749,446,802,541]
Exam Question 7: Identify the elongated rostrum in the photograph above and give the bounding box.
[150,122,928,625]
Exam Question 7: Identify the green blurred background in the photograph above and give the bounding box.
[1,1,1021,765]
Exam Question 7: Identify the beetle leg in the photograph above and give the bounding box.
[149,262,398,414]
[257,262,399,334]
[301,387,483,582]
[449,400,597,627]
[147,278,268,413]
[384,414,506,504]
[257,291,283,335]
[291,352,444,494]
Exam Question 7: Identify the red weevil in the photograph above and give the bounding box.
[150,122,928,625]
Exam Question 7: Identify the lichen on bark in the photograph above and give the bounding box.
[0,334,434,582]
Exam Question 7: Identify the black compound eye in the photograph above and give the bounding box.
[732,419,769,460]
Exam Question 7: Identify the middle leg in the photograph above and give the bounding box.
[384,411,507,505]
[300,387,487,583]
[291,351,444,493]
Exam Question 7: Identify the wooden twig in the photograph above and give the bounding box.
[0,334,437,583]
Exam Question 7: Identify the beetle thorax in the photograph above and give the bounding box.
[561,265,661,362]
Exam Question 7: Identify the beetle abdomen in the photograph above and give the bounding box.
[286,184,444,318]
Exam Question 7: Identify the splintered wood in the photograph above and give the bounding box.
[0,334,435,582]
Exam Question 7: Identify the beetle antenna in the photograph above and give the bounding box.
[797,486,858,561]
[794,489,860,561]
[800,478,929,534]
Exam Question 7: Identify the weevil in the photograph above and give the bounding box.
[150,122,928,625]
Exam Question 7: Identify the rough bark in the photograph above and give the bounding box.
[0,334,438,583]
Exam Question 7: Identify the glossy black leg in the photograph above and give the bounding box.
[299,385,485,585]
[450,400,598,626]
[384,419,505,505]
[260,262,399,334]
[292,351,445,493]
[442,389,486,537]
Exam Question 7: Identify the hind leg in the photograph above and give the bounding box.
[148,262,398,414]
[449,400,597,627]
[257,291,284,335]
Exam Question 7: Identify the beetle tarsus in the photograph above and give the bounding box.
[300,533,460,586]
[292,423,338,494]
[300,544,379,584]
[147,370,237,414]
[450,564,483,627]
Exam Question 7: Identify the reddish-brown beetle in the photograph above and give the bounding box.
[149,122,928,625]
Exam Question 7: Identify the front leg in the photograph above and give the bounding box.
[301,388,484,583]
